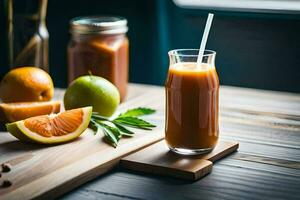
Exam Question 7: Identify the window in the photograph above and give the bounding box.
[173,0,300,14]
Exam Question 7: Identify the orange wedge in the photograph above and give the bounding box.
[0,101,61,122]
[6,107,92,144]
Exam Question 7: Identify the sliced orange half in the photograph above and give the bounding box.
[6,106,92,144]
[0,101,61,122]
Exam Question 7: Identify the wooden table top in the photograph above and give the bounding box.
[59,83,300,200]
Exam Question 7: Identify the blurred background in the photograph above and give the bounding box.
[1,0,300,92]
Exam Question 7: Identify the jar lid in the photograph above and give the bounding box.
[70,16,128,35]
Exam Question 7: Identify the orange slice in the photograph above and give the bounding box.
[6,107,92,144]
[0,101,61,122]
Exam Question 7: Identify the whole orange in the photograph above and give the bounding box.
[0,67,54,102]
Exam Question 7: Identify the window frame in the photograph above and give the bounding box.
[173,0,300,14]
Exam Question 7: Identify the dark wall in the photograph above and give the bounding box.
[166,5,300,92]
[1,0,300,92]
[46,0,159,87]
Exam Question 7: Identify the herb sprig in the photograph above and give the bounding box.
[89,107,156,147]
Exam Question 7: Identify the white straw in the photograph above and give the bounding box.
[197,13,214,69]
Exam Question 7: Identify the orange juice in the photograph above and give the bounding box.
[165,62,219,153]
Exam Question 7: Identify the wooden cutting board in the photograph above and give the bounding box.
[121,140,239,180]
[0,128,164,200]
[0,86,165,200]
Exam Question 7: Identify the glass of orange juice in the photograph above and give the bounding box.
[165,49,219,155]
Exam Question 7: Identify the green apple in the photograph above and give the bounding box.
[64,75,120,117]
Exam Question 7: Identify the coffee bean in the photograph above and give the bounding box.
[2,180,12,188]
[1,163,11,172]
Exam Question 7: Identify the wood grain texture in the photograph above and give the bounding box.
[121,142,213,180]
[121,141,238,180]
[60,84,300,200]
[62,165,300,200]
[0,84,165,200]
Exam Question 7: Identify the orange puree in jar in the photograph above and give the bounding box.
[68,16,129,101]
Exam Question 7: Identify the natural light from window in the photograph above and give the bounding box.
[173,0,300,13]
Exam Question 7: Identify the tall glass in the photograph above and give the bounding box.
[165,49,219,155]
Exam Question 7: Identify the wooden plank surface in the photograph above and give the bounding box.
[120,140,238,180]
[0,84,165,200]
[60,84,300,200]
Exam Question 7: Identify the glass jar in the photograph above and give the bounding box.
[68,16,129,101]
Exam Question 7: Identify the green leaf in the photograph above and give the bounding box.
[105,124,122,140]
[89,107,156,147]
[101,126,118,147]
[113,117,156,130]
[113,123,134,137]
[91,120,118,147]
[91,120,119,147]
[92,113,109,121]
[89,119,101,135]
[98,121,122,140]
[118,107,156,118]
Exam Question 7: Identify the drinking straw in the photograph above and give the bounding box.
[196,13,214,69]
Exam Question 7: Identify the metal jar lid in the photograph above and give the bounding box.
[70,16,128,35]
